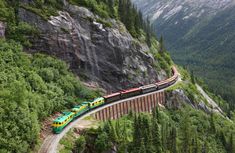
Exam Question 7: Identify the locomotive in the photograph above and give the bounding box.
[52,66,178,134]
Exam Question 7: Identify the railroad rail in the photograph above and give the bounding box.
[39,67,179,153]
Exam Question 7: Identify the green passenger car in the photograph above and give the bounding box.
[71,102,90,118]
[89,97,105,109]
[52,112,75,134]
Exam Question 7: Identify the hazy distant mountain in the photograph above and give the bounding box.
[132,0,235,47]
[133,0,235,102]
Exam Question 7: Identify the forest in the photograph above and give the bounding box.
[0,40,100,152]
[62,106,235,153]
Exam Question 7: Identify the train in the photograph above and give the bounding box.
[52,66,178,134]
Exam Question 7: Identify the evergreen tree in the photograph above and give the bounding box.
[159,35,165,53]
[227,133,234,153]
[132,115,141,152]
[108,0,115,17]
[139,139,147,153]
[191,71,196,84]
[210,112,216,133]
[152,117,162,153]
[219,132,227,149]
[169,126,177,153]
[146,17,152,47]
[191,137,199,153]
[116,120,121,140]
[73,136,86,153]
[181,115,190,153]
[95,132,111,153]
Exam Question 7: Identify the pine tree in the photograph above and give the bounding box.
[139,139,147,153]
[181,115,190,153]
[118,0,124,21]
[210,112,216,133]
[219,132,227,149]
[73,136,86,153]
[106,120,117,142]
[116,120,121,140]
[191,71,196,84]
[152,106,160,121]
[132,115,141,152]
[227,133,234,153]
[159,35,165,53]
[169,126,177,153]
[191,137,199,153]
[146,17,152,47]
[152,117,162,153]
[108,0,115,17]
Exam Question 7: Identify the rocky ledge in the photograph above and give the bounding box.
[166,89,224,115]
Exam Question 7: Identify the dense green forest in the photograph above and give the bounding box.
[62,107,235,153]
[0,41,100,152]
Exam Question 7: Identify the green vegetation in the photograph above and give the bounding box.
[59,130,77,153]
[69,0,154,46]
[0,40,99,152]
[0,0,40,47]
[149,39,174,77]
[20,0,63,20]
[69,107,235,153]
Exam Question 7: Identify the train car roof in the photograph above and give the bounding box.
[156,80,168,86]
[92,97,104,102]
[121,88,141,94]
[53,112,74,123]
[140,84,156,89]
[103,92,121,98]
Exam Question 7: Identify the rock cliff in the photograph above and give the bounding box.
[18,3,166,92]
[166,89,223,115]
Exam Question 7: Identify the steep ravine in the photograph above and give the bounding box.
[18,3,166,92]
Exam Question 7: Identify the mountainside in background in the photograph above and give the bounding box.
[133,0,235,105]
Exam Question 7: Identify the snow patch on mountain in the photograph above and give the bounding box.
[132,0,235,22]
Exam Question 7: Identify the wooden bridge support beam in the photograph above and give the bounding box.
[92,91,165,121]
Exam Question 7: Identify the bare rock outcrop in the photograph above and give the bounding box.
[166,89,218,114]
[18,4,166,92]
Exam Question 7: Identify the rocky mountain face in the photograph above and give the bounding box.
[133,0,235,102]
[166,89,223,115]
[18,2,166,92]
[132,0,235,47]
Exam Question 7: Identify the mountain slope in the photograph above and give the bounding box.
[17,0,170,92]
[133,0,235,104]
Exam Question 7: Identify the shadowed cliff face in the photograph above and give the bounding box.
[18,4,166,91]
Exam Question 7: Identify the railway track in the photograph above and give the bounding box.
[38,77,179,153]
